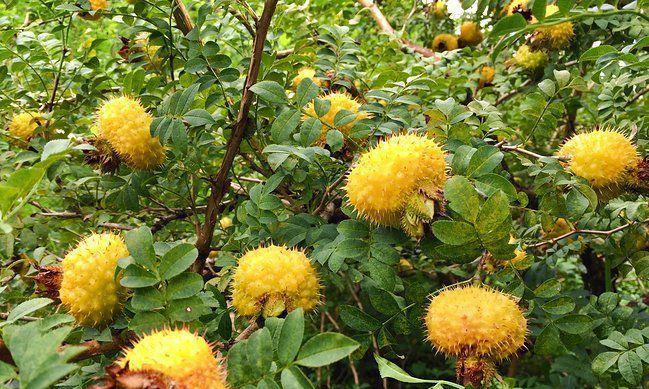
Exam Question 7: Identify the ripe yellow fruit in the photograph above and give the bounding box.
[477,66,495,88]
[432,34,458,52]
[534,5,574,49]
[96,96,166,170]
[7,112,43,146]
[219,216,233,229]
[135,34,163,70]
[425,285,527,359]
[558,129,638,188]
[303,92,369,141]
[59,233,129,326]
[292,68,322,89]
[506,0,530,16]
[119,329,227,389]
[513,45,547,70]
[231,245,320,317]
[345,134,446,227]
[459,22,483,47]
[80,0,107,20]
[432,0,446,17]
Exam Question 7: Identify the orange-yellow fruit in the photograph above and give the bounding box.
[513,44,547,70]
[96,96,166,170]
[432,0,446,17]
[558,129,638,188]
[119,329,227,389]
[59,233,129,326]
[7,112,43,146]
[477,66,495,88]
[459,22,483,47]
[292,68,322,89]
[432,34,458,52]
[425,285,527,359]
[80,0,107,20]
[534,5,574,49]
[231,245,320,317]
[345,134,446,227]
[303,92,369,141]
[506,0,530,17]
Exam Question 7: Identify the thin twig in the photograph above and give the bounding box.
[357,0,436,59]
[527,221,645,248]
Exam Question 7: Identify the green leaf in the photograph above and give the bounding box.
[124,226,156,270]
[296,78,319,107]
[466,146,503,178]
[249,81,287,104]
[444,176,481,222]
[555,314,592,334]
[166,296,207,322]
[158,243,198,280]
[184,109,216,127]
[295,332,360,367]
[339,305,381,331]
[166,272,203,300]
[531,0,546,20]
[618,351,642,385]
[121,265,159,288]
[367,258,396,291]
[246,328,274,377]
[475,173,517,201]
[2,298,52,326]
[475,191,510,236]
[271,109,301,143]
[534,279,561,298]
[333,109,356,128]
[278,308,305,365]
[579,45,617,62]
[280,366,315,389]
[299,118,323,146]
[431,220,478,245]
[129,311,167,334]
[491,14,527,36]
[538,79,555,97]
[374,354,432,384]
[535,325,565,355]
[131,287,165,311]
[337,220,369,239]
[591,351,620,375]
[542,297,575,315]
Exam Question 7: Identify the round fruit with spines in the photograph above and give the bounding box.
[231,245,320,317]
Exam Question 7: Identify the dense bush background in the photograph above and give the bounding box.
[0,0,647,387]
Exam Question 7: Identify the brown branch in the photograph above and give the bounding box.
[357,0,436,59]
[498,143,569,162]
[495,80,532,106]
[172,0,194,35]
[312,169,349,215]
[193,0,279,272]
[625,85,649,107]
[527,221,644,249]
[276,48,293,58]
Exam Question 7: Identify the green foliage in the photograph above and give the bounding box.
[0,0,648,387]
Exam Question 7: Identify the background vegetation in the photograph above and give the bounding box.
[0,0,647,387]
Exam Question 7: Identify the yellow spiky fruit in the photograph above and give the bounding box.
[425,285,527,359]
[59,233,129,326]
[96,96,166,170]
[506,0,530,17]
[7,112,43,146]
[459,22,483,47]
[477,66,495,88]
[119,329,227,389]
[432,0,446,17]
[303,92,369,141]
[231,245,320,317]
[513,45,547,70]
[534,5,574,49]
[345,134,446,229]
[558,129,638,188]
[292,68,322,89]
[135,34,163,70]
[432,34,458,52]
